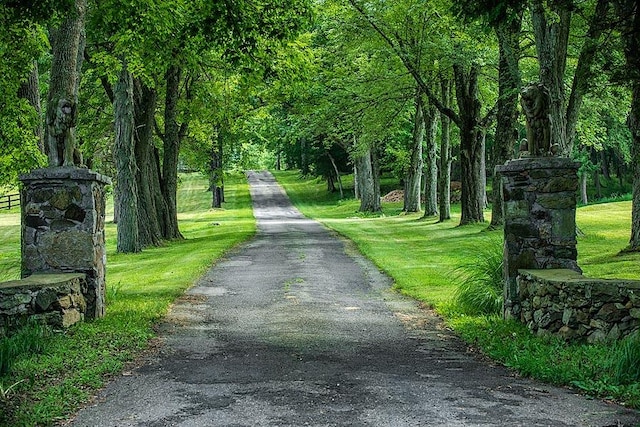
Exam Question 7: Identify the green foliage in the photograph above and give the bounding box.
[452,237,503,316]
[0,320,51,376]
[612,333,640,386]
[0,10,48,187]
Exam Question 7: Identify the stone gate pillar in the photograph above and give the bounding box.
[20,167,111,319]
[496,158,581,320]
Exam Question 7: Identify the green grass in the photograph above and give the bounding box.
[0,172,256,426]
[274,169,640,409]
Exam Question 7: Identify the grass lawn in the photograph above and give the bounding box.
[274,170,640,409]
[0,172,256,426]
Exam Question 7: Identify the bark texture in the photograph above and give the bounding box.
[355,147,381,213]
[423,101,438,217]
[621,1,640,250]
[490,14,522,229]
[133,81,163,248]
[454,63,485,225]
[438,79,452,222]
[161,65,184,240]
[113,62,140,253]
[530,0,570,155]
[404,93,424,213]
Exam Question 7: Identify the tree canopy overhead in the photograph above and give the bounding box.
[1,0,639,247]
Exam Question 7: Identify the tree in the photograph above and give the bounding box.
[0,2,71,185]
[45,0,87,167]
[617,0,640,251]
[348,0,497,224]
[455,0,524,228]
[113,61,140,253]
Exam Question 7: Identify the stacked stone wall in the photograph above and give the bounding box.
[0,273,87,337]
[496,157,581,319]
[518,269,640,342]
[20,166,110,319]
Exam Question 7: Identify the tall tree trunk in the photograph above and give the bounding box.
[211,130,223,209]
[630,83,640,250]
[454,63,485,225]
[530,0,571,155]
[133,80,163,248]
[490,14,522,229]
[423,101,438,217]
[355,146,380,213]
[18,63,44,153]
[161,64,184,240]
[439,79,452,222]
[622,0,640,250]
[580,171,588,205]
[404,91,424,213]
[113,61,140,253]
[301,138,309,175]
[45,0,86,166]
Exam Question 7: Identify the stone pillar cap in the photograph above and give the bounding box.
[20,166,112,185]
[495,157,580,174]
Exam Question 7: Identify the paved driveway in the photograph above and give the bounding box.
[69,171,640,426]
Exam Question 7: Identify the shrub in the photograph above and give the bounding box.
[452,237,504,316]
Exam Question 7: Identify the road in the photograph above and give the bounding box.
[69,170,640,426]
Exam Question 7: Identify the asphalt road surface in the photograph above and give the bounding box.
[69,170,640,426]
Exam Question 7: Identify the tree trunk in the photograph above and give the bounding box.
[530,0,571,155]
[423,101,438,217]
[623,1,640,250]
[45,0,86,167]
[490,15,522,229]
[439,79,452,222]
[301,138,309,176]
[404,92,424,213]
[355,147,380,213]
[630,83,640,249]
[327,151,344,198]
[18,62,45,153]
[133,80,163,247]
[161,64,184,240]
[210,131,223,208]
[454,63,485,225]
[580,172,588,205]
[594,169,601,199]
[113,61,140,253]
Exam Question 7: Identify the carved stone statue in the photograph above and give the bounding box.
[520,83,553,156]
[47,98,78,167]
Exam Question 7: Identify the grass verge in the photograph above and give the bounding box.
[0,172,256,426]
[274,169,640,409]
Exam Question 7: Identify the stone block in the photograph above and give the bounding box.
[630,308,640,319]
[40,230,95,269]
[537,193,576,210]
[61,308,82,327]
[542,177,579,193]
[57,295,73,309]
[35,288,58,311]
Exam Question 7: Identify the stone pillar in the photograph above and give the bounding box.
[495,157,581,320]
[20,167,111,319]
